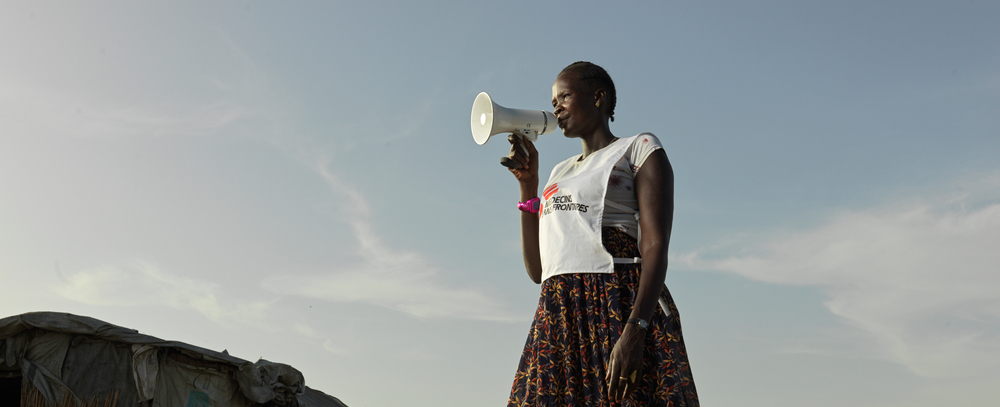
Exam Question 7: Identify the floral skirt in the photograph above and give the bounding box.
[508,227,699,407]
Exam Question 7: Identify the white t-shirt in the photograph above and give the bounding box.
[603,133,664,239]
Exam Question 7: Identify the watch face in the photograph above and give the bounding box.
[628,318,648,329]
[519,198,541,213]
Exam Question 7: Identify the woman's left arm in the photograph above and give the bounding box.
[607,148,674,402]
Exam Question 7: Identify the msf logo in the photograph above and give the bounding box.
[543,183,559,200]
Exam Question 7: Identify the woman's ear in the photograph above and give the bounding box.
[593,88,607,110]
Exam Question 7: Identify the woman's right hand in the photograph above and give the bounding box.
[506,133,539,185]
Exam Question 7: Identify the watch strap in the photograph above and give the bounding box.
[517,197,541,213]
[626,317,649,330]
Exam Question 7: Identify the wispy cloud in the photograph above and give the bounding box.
[0,75,248,140]
[263,163,520,322]
[0,29,286,142]
[292,322,352,357]
[53,260,275,328]
[677,173,1000,378]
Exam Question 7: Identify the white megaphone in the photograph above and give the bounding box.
[471,92,557,168]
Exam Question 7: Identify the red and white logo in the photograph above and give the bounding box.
[543,183,559,200]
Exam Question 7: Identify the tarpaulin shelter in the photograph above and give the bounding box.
[0,312,347,407]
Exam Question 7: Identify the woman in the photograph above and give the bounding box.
[505,61,699,407]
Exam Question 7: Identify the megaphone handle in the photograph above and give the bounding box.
[500,132,531,169]
[500,156,517,168]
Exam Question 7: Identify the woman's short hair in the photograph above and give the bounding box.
[560,61,617,122]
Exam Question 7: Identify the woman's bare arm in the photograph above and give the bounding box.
[607,148,674,402]
[507,134,543,284]
[632,148,674,322]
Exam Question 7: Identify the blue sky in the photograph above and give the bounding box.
[2,1,999,406]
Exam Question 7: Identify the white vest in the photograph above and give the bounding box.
[538,135,642,281]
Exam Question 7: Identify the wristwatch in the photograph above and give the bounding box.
[517,197,541,213]
[627,318,649,330]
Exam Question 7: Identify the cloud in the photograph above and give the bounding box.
[0,29,289,142]
[0,73,250,141]
[292,322,351,357]
[677,173,1000,378]
[53,260,275,328]
[263,164,520,322]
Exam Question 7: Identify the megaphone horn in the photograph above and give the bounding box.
[471,92,557,168]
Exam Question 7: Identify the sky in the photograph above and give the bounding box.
[1,1,998,406]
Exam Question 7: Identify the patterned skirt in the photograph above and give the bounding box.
[508,227,699,407]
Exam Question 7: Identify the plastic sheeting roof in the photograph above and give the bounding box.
[0,312,347,407]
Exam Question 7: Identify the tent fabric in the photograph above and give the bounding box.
[132,344,158,402]
[0,312,348,407]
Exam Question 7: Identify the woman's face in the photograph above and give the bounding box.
[551,73,602,138]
